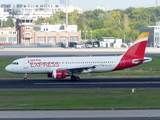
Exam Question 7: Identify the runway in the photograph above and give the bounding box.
[0,110,160,120]
[0,47,160,58]
[0,51,126,58]
[0,78,160,89]
[0,51,159,58]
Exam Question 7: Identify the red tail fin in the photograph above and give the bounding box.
[123,32,150,58]
[113,32,150,71]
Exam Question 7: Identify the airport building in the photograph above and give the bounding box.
[0,18,81,46]
[141,22,160,47]
[100,37,122,48]
[0,4,83,20]
[0,28,17,45]
[0,8,10,21]
[16,18,81,45]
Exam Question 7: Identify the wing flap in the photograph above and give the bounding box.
[57,65,96,74]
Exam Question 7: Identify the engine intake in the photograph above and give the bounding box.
[47,70,67,79]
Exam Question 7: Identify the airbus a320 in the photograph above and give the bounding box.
[5,32,152,81]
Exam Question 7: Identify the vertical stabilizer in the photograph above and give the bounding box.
[113,32,150,71]
[123,32,150,58]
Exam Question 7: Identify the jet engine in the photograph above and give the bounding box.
[47,70,67,79]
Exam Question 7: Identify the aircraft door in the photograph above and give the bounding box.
[23,59,29,69]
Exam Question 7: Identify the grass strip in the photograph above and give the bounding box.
[0,89,160,110]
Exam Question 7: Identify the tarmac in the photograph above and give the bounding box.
[1,47,160,53]
[0,110,160,119]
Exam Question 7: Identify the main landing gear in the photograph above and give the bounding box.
[71,75,80,81]
[23,74,28,82]
[22,74,80,81]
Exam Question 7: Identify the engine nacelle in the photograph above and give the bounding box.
[82,69,92,73]
[47,70,67,79]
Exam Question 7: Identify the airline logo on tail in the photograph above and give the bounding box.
[113,32,150,71]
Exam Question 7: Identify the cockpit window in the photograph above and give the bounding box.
[11,62,19,65]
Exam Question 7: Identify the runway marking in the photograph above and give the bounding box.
[34,82,159,85]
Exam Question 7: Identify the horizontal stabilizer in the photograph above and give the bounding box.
[132,57,152,64]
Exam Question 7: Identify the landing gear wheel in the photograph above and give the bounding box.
[23,74,28,82]
[23,78,27,82]
[71,75,76,80]
[71,75,80,81]
[75,76,80,81]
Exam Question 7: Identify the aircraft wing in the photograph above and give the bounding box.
[57,65,96,74]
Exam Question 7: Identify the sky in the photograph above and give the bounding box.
[0,0,159,10]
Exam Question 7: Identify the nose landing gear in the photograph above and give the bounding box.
[23,74,28,81]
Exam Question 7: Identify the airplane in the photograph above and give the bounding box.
[5,32,152,81]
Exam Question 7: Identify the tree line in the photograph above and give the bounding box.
[0,16,14,28]
[1,6,160,41]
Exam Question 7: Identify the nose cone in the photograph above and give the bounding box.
[5,65,12,73]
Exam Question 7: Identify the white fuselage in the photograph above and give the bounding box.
[5,56,122,74]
